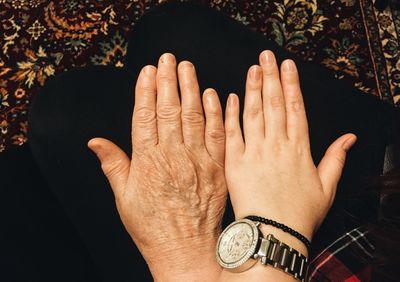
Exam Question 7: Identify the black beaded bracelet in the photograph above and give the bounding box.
[245,215,311,250]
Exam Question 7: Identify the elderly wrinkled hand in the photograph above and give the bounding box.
[88,53,227,281]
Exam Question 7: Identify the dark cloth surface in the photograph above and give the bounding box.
[24,3,400,282]
[28,67,152,282]
[0,144,100,282]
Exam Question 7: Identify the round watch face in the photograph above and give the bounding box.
[216,219,259,271]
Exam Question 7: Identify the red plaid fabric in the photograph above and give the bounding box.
[308,226,374,281]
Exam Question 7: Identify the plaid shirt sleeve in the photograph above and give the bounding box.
[307,226,375,282]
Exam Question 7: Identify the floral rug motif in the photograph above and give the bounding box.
[0,0,399,152]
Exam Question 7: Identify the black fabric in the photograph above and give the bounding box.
[0,145,100,282]
[24,2,400,282]
[28,67,150,282]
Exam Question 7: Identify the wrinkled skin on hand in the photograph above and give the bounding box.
[88,53,227,281]
[124,142,226,253]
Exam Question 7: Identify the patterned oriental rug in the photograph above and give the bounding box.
[0,0,399,153]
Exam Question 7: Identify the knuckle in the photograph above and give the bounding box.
[267,140,284,154]
[137,84,155,95]
[325,148,345,166]
[205,105,221,117]
[181,82,199,94]
[247,81,261,91]
[157,105,181,120]
[207,111,220,119]
[283,74,299,85]
[181,82,196,92]
[263,67,279,76]
[158,73,176,84]
[271,143,281,154]
[269,95,284,109]
[291,142,309,157]
[287,99,304,112]
[325,145,337,155]
[133,133,156,148]
[182,110,204,125]
[102,159,127,179]
[333,154,346,166]
[225,127,238,138]
[244,106,262,119]
[207,129,225,143]
[134,107,156,123]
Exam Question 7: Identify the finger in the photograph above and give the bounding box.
[259,50,287,140]
[132,65,158,150]
[317,134,357,198]
[156,53,183,144]
[88,138,130,198]
[280,59,309,147]
[203,88,225,166]
[225,94,244,160]
[243,65,264,146]
[178,61,204,147]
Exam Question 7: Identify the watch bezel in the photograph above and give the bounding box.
[216,218,260,272]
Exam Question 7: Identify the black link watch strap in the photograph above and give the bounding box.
[257,234,308,282]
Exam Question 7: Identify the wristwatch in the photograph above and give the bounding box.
[216,219,308,282]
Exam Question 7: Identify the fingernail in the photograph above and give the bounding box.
[143,65,154,75]
[283,60,296,72]
[249,66,261,80]
[228,94,237,106]
[180,61,193,70]
[205,89,215,102]
[205,90,217,111]
[161,53,175,64]
[263,50,275,66]
[87,140,100,154]
[342,136,356,151]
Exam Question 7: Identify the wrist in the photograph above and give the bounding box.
[144,236,222,282]
[258,225,309,258]
[219,224,308,282]
[234,209,314,246]
[217,218,309,282]
[245,215,312,251]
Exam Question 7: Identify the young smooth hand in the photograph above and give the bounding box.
[221,50,356,281]
[88,53,227,281]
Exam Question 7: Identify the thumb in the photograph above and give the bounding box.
[88,137,130,197]
[317,133,357,197]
